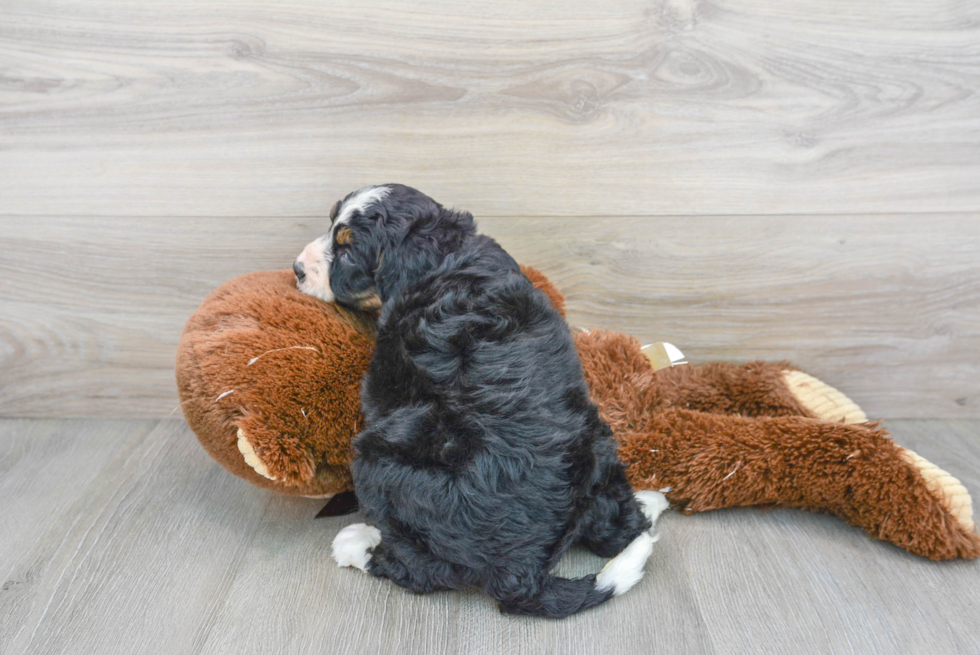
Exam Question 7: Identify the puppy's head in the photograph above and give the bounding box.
[293,185,390,308]
[294,184,450,309]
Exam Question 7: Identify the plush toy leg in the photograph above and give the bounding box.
[650,361,824,418]
[617,408,980,561]
[897,448,975,538]
[576,329,872,426]
[576,330,822,424]
[782,370,868,424]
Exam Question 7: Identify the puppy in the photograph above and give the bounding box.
[294,184,668,617]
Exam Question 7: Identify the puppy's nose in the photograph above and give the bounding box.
[293,260,306,282]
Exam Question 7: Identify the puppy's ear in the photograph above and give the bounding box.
[329,200,341,222]
[455,210,476,234]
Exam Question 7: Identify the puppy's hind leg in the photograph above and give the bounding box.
[579,488,668,557]
[334,524,461,594]
[332,523,381,572]
[634,490,670,534]
[578,448,668,557]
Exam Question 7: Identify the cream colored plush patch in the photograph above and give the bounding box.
[237,428,276,480]
[899,448,976,533]
[237,428,333,498]
[783,370,868,424]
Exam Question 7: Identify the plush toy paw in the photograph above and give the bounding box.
[899,447,975,534]
[783,370,868,424]
[332,523,382,571]
[635,490,670,533]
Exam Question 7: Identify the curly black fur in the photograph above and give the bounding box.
[327,184,653,617]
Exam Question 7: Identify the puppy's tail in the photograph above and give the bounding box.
[497,531,657,618]
[497,491,668,618]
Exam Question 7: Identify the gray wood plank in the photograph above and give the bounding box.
[0,418,156,638]
[1,1,978,218]
[884,420,980,655]
[680,419,980,655]
[2,215,978,419]
[196,503,714,655]
[0,419,272,655]
[1,418,978,654]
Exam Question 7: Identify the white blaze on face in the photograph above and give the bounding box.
[294,185,391,301]
[333,185,390,229]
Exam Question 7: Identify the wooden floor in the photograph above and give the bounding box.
[2,0,980,422]
[3,1,980,653]
[1,417,978,655]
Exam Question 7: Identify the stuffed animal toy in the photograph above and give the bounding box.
[176,268,979,561]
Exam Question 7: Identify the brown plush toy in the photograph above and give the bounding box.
[176,268,979,561]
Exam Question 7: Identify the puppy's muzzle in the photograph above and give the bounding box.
[293,236,335,302]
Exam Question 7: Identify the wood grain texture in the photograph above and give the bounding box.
[1,0,979,217]
[2,214,978,419]
[680,418,980,655]
[0,419,156,613]
[196,501,714,655]
[1,418,978,654]
[0,420,272,655]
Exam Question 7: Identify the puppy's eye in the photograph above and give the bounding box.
[340,250,355,264]
[336,227,353,246]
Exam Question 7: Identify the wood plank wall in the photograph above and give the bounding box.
[1,0,979,419]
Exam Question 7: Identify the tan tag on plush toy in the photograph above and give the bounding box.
[641,342,688,371]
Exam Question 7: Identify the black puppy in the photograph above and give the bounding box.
[294,185,668,618]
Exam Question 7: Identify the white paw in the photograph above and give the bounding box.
[237,428,276,480]
[635,490,670,532]
[332,523,381,572]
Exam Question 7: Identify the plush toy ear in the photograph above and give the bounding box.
[177,269,369,498]
[521,265,566,318]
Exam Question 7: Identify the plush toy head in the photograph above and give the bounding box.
[176,270,375,497]
[176,268,979,560]
[176,267,565,498]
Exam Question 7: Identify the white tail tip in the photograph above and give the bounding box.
[595,532,655,596]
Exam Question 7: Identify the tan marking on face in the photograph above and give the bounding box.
[346,286,381,310]
[336,227,353,245]
[357,293,382,310]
